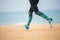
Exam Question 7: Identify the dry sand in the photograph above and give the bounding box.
[0,24,60,40]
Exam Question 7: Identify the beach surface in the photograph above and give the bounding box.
[0,24,60,40]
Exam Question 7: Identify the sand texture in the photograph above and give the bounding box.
[0,24,60,40]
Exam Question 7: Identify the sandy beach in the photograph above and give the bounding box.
[0,24,60,40]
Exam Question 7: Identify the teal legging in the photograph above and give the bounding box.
[27,0,49,27]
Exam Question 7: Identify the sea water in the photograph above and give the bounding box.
[0,10,60,25]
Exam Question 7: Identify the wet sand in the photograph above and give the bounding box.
[0,24,60,40]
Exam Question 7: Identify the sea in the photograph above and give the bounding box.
[0,10,60,25]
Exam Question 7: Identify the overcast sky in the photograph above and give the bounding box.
[0,0,60,12]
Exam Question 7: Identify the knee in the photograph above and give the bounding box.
[28,12,32,16]
[35,11,42,15]
[35,11,39,15]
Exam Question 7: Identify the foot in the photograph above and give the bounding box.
[23,25,29,30]
[48,18,53,28]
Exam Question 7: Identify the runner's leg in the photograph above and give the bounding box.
[33,5,53,28]
[23,7,33,30]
